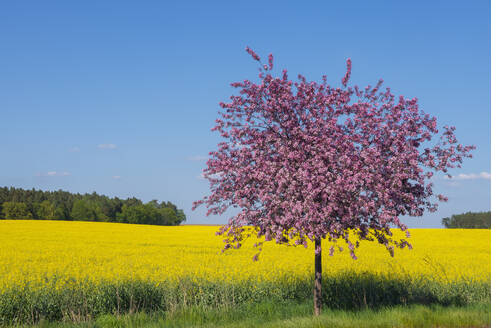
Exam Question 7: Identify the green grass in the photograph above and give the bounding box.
[1,274,490,326]
[23,301,491,328]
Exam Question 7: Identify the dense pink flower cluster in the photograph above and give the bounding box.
[193,48,474,260]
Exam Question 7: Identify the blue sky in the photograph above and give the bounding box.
[1,1,490,227]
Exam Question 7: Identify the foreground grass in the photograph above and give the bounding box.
[2,275,490,325]
[26,301,491,328]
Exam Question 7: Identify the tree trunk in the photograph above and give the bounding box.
[314,237,322,316]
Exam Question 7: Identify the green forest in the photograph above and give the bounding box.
[442,211,491,229]
[0,187,185,226]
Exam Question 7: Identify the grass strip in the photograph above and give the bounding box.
[2,274,490,326]
[24,301,491,328]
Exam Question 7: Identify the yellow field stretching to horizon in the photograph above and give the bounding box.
[1,220,490,291]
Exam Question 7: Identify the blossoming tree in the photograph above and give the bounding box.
[193,48,474,315]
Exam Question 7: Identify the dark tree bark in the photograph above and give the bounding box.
[314,238,322,315]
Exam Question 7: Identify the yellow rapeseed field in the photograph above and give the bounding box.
[0,220,490,291]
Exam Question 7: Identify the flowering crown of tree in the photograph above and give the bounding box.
[193,47,474,260]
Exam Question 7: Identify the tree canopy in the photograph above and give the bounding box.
[442,211,491,229]
[193,48,474,314]
[0,187,185,226]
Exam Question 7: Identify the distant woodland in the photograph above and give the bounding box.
[0,187,185,226]
[442,211,491,229]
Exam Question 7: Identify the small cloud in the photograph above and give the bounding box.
[444,181,460,187]
[37,171,71,177]
[187,155,208,161]
[112,175,121,179]
[196,172,222,180]
[445,171,491,181]
[98,143,117,150]
[69,147,80,152]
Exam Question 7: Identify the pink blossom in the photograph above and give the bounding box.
[245,46,260,61]
[194,49,474,261]
[342,58,352,87]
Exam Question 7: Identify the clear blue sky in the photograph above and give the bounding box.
[1,1,490,227]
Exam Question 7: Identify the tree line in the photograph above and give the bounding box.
[0,187,185,226]
[442,211,491,229]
